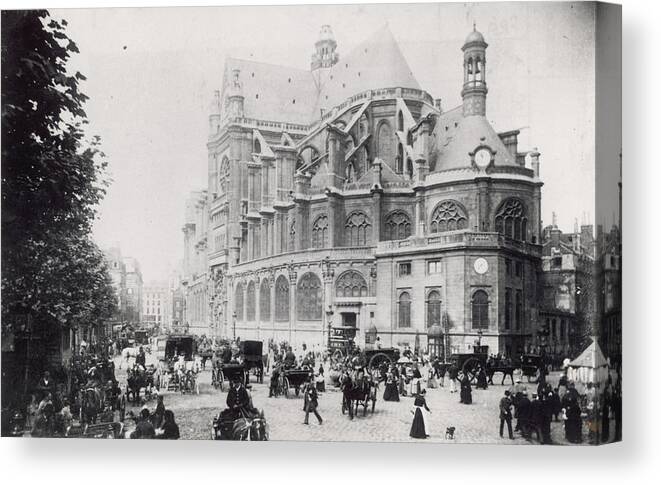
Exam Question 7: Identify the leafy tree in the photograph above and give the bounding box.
[1,10,116,332]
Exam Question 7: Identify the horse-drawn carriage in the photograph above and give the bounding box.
[449,347,489,383]
[274,367,313,398]
[156,335,200,394]
[340,369,378,418]
[211,340,264,391]
[126,364,157,402]
[520,354,544,382]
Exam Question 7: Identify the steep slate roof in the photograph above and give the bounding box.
[315,24,421,112]
[222,58,318,125]
[430,106,518,171]
[221,25,421,126]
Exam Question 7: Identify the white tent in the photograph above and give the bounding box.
[566,340,610,384]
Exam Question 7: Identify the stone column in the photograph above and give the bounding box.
[288,265,298,343]
[476,177,490,232]
[326,190,341,247]
[371,186,383,244]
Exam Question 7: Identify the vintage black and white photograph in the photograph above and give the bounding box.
[1,1,622,444]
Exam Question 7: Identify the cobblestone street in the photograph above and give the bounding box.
[118,355,607,444]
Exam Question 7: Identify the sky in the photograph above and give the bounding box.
[49,2,616,282]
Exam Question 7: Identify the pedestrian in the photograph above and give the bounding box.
[383,372,400,402]
[459,375,472,404]
[541,391,554,444]
[130,407,156,439]
[426,366,438,389]
[409,389,431,439]
[156,409,180,439]
[448,363,459,393]
[529,393,544,443]
[516,390,531,438]
[303,381,322,425]
[499,390,514,439]
[476,366,488,390]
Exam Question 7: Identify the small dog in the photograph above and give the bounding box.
[445,426,456,439]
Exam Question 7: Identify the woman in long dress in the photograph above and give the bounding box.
[460,375,473,404]
[409,390,431,439]
[427,366,438,389]
[383,372,400,402]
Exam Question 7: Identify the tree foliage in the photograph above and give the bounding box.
[1,10,117,329]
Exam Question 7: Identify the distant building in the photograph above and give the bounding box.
[596,224,621,363]
[102,248,143,329]
[181,191,209,335]
[142,282,170,331]
[539,218,595,358]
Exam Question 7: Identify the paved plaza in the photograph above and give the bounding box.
[116,355,607,444]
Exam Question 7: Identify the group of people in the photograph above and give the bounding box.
[129,395,180,439]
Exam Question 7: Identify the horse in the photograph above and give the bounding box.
[486,359,516,386]
[80,387,103,425]
[126,366,154,403]
[231,414,269,441]
[120,347,140,369]
[341,370,375,419]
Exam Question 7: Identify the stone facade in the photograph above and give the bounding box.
[190,25,547,358]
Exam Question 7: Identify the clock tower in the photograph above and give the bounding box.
[461,24,488,117]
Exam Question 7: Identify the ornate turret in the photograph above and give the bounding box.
[461,24,488,117]
[227,68,244,118]
[311,25,339,70]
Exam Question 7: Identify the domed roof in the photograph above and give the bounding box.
[317,25,336,43]
[464,26,486,45]
[427,325,443,337]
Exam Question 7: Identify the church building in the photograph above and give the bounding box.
[195,24,544,358]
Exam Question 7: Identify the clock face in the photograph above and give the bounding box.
[474,148,492,168]
[474,257,489,274]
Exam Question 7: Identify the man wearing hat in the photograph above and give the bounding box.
[499,390,514,439]
[221,376,255,421]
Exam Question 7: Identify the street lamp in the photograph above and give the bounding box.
[326,305,334,351]
[477,329,483,348]
[232,311,237,340]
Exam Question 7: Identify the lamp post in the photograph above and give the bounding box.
[477,329,483,349]
[232,311,237,340]
[326,305,334,351]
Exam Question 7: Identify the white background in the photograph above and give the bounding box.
[0,0,657,484]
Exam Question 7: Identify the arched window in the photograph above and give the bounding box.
[335,271,368,298]
[397,111,404,131]
[426,290,442,328]
[246,281,256,321]
[471,290,489,330]
[384,210,412,241]
[253,138,261,154]
[376,121,394,164]
[406,131,413,146]
[406,158,413,179]
[346,161,355,183]
[345,211,371,246]
[297,272,322,320]
[259,279,271,321]
[398,292,411,328]
[494,198,528,241]
[275,275,290,321]
[234,282,244,321]
[312,214,328,248]
[467,57,474,79]
[430,200,468,233]
[396,143,404,173]
[218,156,230,197]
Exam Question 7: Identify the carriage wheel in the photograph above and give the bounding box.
[283,377,290,398]
[368,353,391,370]
[332,349,344,362]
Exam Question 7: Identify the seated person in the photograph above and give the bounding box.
[219,377,258,421]
[130,408,155,439]
[283,348,297,369]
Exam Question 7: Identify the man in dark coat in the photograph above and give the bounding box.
[222,377,255,421]
[268,366,280,398]
[540,391,554,444]
[499,390,514,439]
[135,347,146,368]
[448,363,459,393]
[459,375,472,404]
[303,381,322,425]
[284,347,297,369]
[529,393,544,443]
[516,390,532,439]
